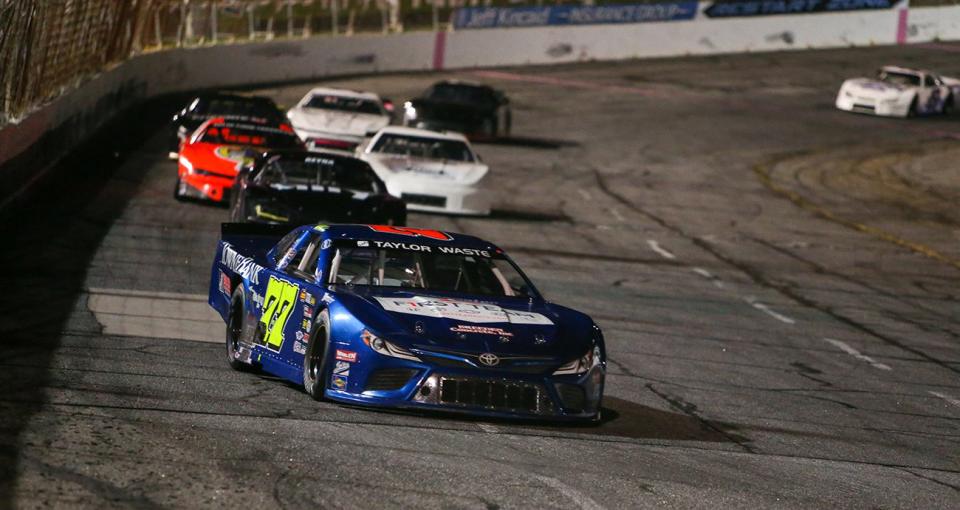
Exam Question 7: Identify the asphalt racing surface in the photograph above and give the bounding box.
[3,43,960,509]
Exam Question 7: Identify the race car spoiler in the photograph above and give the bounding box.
[221,222,295,239]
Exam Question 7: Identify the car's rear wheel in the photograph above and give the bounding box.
[303,310,331,401]
[944,94,954,115]
[908,96,919,117]
[226,285,247,371]
[482,118,496,138]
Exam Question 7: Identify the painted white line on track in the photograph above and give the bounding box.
[609,208,625,222]
[577,189,592,201]
[691,267,724,288]
[823,338,892,371]
[744,296,795,324]
[646,240,676,259]
[533,474,605,510]
[86,288,222,343]
[477,423,499,434]
[929,391,960,408]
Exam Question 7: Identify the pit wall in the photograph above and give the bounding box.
[2,3,959,205]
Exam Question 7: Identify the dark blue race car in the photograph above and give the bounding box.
[209,223,605,421]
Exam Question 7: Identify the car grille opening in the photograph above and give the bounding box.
[401,193,446,208]
[555,383,586,413]
[365,369,417,391]
[438,377,551,414]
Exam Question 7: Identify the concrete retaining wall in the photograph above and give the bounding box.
[2,3,959,205]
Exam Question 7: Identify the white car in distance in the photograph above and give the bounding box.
[836,66,960,117]
[356,127,491,215]
[287,88,392,152]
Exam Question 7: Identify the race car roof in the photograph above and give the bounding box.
[317,224,503,253]
[373,125,471,142]
[301,87,382,103]
[881,65,925,76]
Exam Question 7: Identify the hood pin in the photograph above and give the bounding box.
[414,321,424,334]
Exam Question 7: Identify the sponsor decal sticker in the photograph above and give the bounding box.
[333,360,351,375]
[321,293,334,304]
[331,374,348,390]
[450,325,515,336]
[295,330,304,341]
[375,296,554,325]
[221,244,263,284]
[368,225,453,240]
[357,240,370,247]
[301,319,310,331]
[335,349,358,362]
[218,270,232,296]
[303,306,314,318]
[321,239,332,249]
[293,341,307,354]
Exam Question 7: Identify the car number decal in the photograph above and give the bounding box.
[260,276,300,351]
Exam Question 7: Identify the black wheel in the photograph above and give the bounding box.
[944,94,954,115]
[174,177,186,201]
[482,118,496,138]
[226,285,248,371]
[908,96,918,118]
[303,310,331,401]
[503,110,512,137]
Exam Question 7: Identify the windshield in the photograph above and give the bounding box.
[328,246,535,298]
[878,71,921,87]
[255,155,381,193]
[191,97,282,121]
[371,134,475,162]
[305,94,384,115]
[200,124,301,148]
[425,84,495,105]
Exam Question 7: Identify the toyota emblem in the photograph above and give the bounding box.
[478,352,500,366]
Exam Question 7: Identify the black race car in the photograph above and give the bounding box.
[401,81,511,139]
[170,93,287,158]
[228,150,406,226]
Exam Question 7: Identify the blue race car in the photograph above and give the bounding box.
[209,223,605,421]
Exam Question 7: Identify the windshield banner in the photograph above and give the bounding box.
[703,0,904,18]
[453,2,698,29]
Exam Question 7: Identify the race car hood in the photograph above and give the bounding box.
[288,107,389,137]
[330,287,594,362]
[841,78,909,99]
[364,154,488,185]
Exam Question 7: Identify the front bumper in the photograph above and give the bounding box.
[835,93,909,117]
[178,167,234,202]
[384,179,490,216]
[324,362,604,421]
[292,126,364,151]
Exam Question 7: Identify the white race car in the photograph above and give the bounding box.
[836,66,960,117]
[287,88,392,152]
[356,126,491,215]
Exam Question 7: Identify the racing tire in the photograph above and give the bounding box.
[173,177,186,202]
[482,118,496,138]
[944,94,954,115]
[908,97,919,118]
[226,285,249,371]
[303,310,332,401]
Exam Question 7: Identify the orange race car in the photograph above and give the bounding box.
[175,118,304,202]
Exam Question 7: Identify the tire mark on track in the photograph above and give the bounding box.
[754,156,960,273]
[646,384,757,454]
[592,169,960,377]
[746,235,959,328]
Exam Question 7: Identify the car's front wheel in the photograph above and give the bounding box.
[173,177,186,201]
[303,310,331,400]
